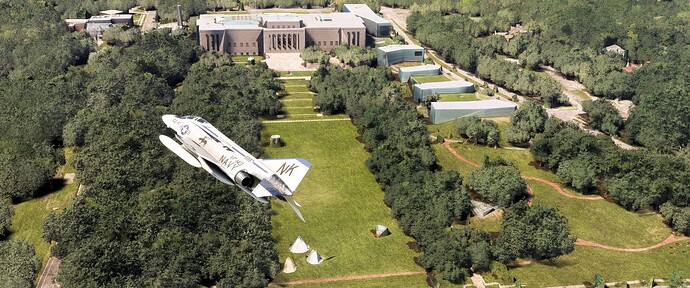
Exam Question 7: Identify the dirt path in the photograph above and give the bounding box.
[575,234,689,252]
[522,176,602,201]
[442,140,690,252]
[270,271,426,286]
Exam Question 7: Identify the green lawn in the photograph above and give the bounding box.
[511,243,690,287]
[277,79,308,86]
[431,142,689,285]
[282,107,316,114]
[9,180,78,277]
[63,147,77,174]
[411,74,450,84]
[279,71,315,77]
[392,62,426,68]
[283,86,313,93]
[281,99,313,107]
[438,93,477,102]
[280,93,314,101]
[435,142,673,247]
[231,55,264,62]
[262,121,421,282]
[570,90,591,101]
[281,273,428,287]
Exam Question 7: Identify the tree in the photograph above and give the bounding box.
[495,202,575,262]
[465,159,527,207]
[0,202,13,236]
[0,240,41,288]
[583,99,623,135]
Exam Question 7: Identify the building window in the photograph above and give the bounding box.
[253,42,256,47]
[240,43,243,47]
[318,41,321,46]
[414,51,423,56]
[246,42,249,47]
[330,41,333,45]
[233,43,236,47]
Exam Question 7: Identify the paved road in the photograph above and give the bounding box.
[36,257,60,288]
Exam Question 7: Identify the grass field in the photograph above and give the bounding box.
[262,121,422,282]
[570,90,591,101]
[231,55,264,62]
[412,74,450,84]
[277,79,308,86]
[438,93,477,102]
[430,141,688,286]
[279,71,315,77]
[274,273,429,287]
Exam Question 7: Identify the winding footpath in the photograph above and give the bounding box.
[442,140,689,252]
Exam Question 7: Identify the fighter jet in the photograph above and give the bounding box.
[159,115,310,222]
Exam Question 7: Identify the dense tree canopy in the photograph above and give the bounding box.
[504,100,547,145]
[465,157,527,207]
[41,30,281,287]
[455,116,500,146]
[0,240,42,288]
[582,99,623,136]
[494,202,575,262]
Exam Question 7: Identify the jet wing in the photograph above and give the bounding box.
[260,158,311,191]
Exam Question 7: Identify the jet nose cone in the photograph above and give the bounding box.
[162,114,178,128]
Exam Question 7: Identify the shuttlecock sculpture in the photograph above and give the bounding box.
[289,236,310,254]
[375,224,391,238]
[306,249,323,265]
[282,257,297,273]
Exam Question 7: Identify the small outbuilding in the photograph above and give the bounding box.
[377,45,424,67]
[413,80,475,102]
[282,257,297,273]
[471,200,499,218]
[375,224,391,238]
[343,4,391,37]
[429,100,518,124]
[398,64,441,83]
[306,250,324,265]
[289,236,310,254]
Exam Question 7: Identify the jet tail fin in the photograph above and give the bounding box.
[260,158,311,191]
[284,195,305,222]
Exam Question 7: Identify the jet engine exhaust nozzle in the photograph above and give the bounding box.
[234,171,253,187]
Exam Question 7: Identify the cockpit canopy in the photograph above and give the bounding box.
[182,115,208,123]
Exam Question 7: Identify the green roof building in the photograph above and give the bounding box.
[413,80,475,102]
[398,64,441,82]
[377,44,424,67]
[430,100,518,124]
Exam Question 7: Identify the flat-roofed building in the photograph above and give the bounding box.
[413,80,475,102]
[398,64,441,82]
[197,13,366,56]
[65,13,133,36]
[342,4,391,37]
[377,44,424,67]
[430,100,518,124]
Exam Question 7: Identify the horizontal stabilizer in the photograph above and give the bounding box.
[261,158,311,191]
[159,135,201,168]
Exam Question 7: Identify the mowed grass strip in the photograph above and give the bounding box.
[511,243,690,287]
[283,86,313,93]
[412,74,450,84]
[276,79,308,86]
[439,93,478,102]
[281,99,313,107]
[275,272,428,287]
[283,107,317,114]
[433,143,673,248]
[262,121,420,281]
[280,93,314,101]
[279,71,315,77]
